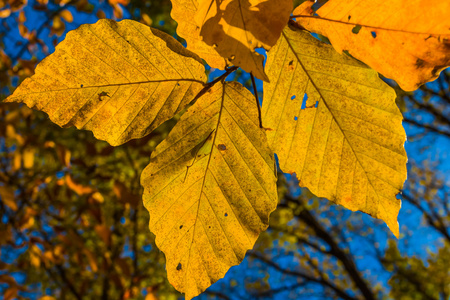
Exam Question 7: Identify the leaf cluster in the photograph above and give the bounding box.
[1,0,450,299]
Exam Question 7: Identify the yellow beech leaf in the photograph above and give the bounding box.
[262,26,407,237]
[294,0,450,91]
[141,82,277,300]
[197,0,293,81]
[5,19,207,146]
[170,0,227,69]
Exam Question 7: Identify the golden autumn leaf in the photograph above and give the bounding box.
[4,288,18,300]
[0,8,10,18]
[5,19,207,146]
[0,185,17,211]
[23,147,35,169]
[262,25,407,237]
[59,9,73,23]
[294,0,450,91]
[65,174,95,195]
[197,0,293,81]
[170,0,227,69]
[141,81,277,300]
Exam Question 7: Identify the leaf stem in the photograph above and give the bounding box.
[193,66,239,101]
[288,19,307,31]
[250,73,263,128]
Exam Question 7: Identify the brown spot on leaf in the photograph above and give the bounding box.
[351,25,362,34]
[415,58,425,69]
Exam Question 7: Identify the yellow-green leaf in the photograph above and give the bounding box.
[262,26,407,237]
[141,82,277,299]
[5,19,207,146]
[170,0,227,69]
[294,0,450,91]
[197,0,293,81]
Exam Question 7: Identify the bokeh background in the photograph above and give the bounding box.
[0,1,449,299]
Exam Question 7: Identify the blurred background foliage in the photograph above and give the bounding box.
[0,1,449,300]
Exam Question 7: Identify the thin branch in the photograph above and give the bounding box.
[191,66,239,102]
[405,95,450,125]
[402,192,450,243]
[250,73,263,128]
[248,252,358,300]
[55,265,83,300]
[37,220,82,300]
[11,0,79,62]
[284,196,377,300]
[403,118,450,138]
[250,282,307,298]
[204,290,232,300]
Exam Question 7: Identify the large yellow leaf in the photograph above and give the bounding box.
[141,81,277,299]
[262,25,407,237]
[294,0,450,91]
[197,0,293,81]
[170,0,227,69]
[5,19,207,146]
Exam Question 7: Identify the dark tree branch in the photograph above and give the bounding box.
[204,290,233,300]
[11,0,79,63]
[405,94,450,125]
[284,196,377,300]
[37,221,82,300]
[402,192,450,243]
[403,118,450,138]
[248,252,358,300]
[250,282,307,298]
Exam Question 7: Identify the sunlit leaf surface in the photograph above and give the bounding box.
[141,81,278,300]
[295,0,450,91]
[197,0,292,81]
[5,19,207,146]
[262,26,407,236]
[170,0,228,69]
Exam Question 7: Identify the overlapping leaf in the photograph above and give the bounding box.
[262,25,407,236]
[170,0,227,69]
[197,0,293,81]
[294,0,450,91]
[141,81,277,300]
[5,19,207,146]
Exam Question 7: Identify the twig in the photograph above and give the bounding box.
[403,118,450,138]
[284,195,377,300]
[248,252,358,300]
[11,0,79,63]
[192,66,239,102]
[250,73,263,128]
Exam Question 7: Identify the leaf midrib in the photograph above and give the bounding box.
[184,82,226,289]
[11,78,206,97]
[295,15,450,35]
